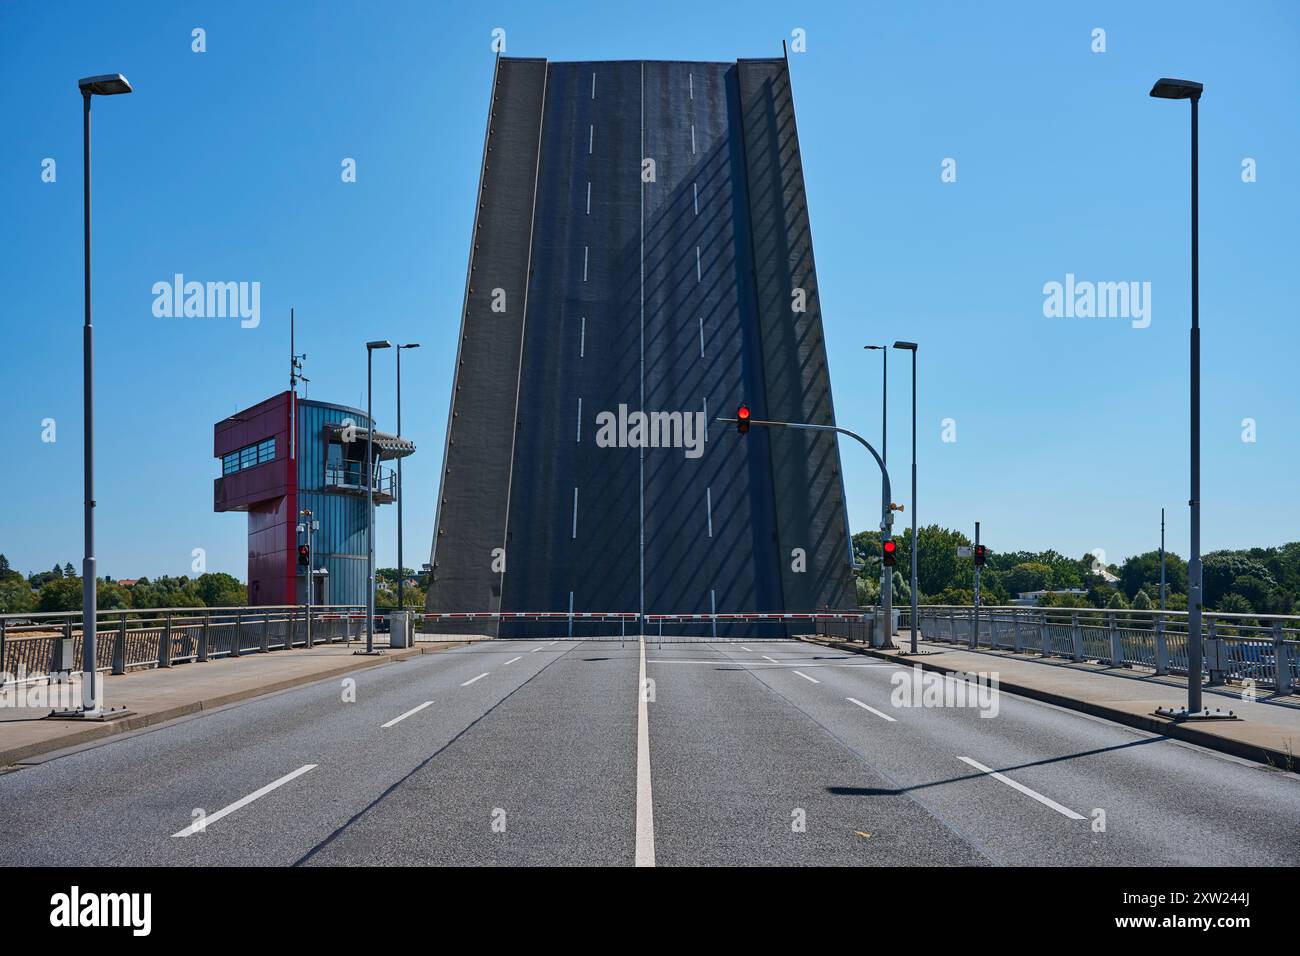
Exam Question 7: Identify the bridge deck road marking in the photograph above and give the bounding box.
[381,701,434,728]
[635,633,655,867]
[957,756,1085,820]
[503,656,523,665]
[846,697,897,722]
[460,673,489,687]
[172,764,316,837]
[792,670,820,684]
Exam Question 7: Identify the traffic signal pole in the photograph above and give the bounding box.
[722,412,896,649]
[298,510,315,648]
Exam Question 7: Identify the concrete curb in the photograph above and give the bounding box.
[0,642,465,768]
[800,635,1298,771]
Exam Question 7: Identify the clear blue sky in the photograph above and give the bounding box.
[1,0,1297,581]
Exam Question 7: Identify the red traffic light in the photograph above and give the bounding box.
[297,544,310,567]
[973,544,987,566]
[883,539,897,566]
[737,403,751,433]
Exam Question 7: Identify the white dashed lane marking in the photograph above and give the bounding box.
[846,697,897,722]
[957,756,1085,820]
[172,765,316,837]
[381,701,434,728]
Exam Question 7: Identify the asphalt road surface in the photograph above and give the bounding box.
[2,638,1298,867]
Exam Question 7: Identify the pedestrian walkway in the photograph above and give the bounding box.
[802,631,1300,769]
[0,639,464,767]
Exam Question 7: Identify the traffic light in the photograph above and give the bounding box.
[882,539,897,567]
[973,544,987,566]
[298,544,310,568]
[737,403,751,434]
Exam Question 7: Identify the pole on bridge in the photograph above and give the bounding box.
[972,522,981,650]
[719,413,894,649]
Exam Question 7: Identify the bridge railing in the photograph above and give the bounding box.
[912,604,1300,693]
[0,605,368,688]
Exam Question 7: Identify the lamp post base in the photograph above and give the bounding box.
[47,706,134,722]
[1153,705,1240,722]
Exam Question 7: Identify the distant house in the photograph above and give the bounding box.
[117,578,140,588]
[1014,589,1087,606]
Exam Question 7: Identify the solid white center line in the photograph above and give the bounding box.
[382,700,434,728]
[635,634,655,866]
[957,756,1085,820]
[504,655,522,665]
[846,697,897,722]
[172,764,316,837]
[792,670,820,684]
[461,672,489,687]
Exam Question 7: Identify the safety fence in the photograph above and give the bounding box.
[0,605,368,688]
[914,605,1300,693]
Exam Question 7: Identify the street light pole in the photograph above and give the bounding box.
[395,344,420,612]
[894,341,918,653]
[1150,76,1204,715]
[865,345,889,629]
[72,73,132,718]
[1160,507,1167,611]
[362,340,391,655]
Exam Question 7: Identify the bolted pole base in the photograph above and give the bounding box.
[1153,705,1240,722]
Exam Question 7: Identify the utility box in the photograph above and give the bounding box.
[389,611,412,649]
[51,638,75,673]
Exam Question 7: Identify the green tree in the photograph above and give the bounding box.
[855,575,879,607]
[1218,592,1253,615]
[891,570,910,605]
[38,576,83,611]
[1119,550,1188,600]
[0,579,37,613]
[96,580,132,611]
[194,572,247,607]
[929,586,974,606]
[1002,561,1052,596]
[1202,553,1275,608]
[63,562,76,578]
[1131,589,1153,612]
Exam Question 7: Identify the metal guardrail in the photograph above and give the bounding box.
[0,605,368,687]
[911,604,1300,693]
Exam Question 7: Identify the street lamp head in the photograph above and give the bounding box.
[1149,77,1203,100]
[366,340,392,350]
[398,342,421,349]
[864,344,885,350]
[892,341,918,351]
[78,73,133,96]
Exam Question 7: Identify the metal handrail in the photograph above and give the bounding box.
[0,604,372,686]
[909,604,1300,692]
